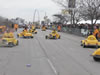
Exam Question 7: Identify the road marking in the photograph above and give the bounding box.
[36,36,59,75]
[47,58,58,75]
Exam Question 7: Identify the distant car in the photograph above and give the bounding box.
[92,48,100,61]
[81,35,100,48]
[17,31,33,38]
[1,36,19,47]
[45,31,60,39]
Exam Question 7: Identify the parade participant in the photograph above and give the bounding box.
[93,26,99,39]
[14,24,18,31]
[57,25,61,32]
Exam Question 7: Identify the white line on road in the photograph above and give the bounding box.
[47,58,58,75]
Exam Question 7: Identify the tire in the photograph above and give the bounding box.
[58,36,61,39]
[93,57,100,61]
[45,36,48,39]
[80,41,83,46]
[23,36,26,38]
[83,44,86,48]
[8,42,14,47]
[35,32,37,34]
[31,36,33,38]
[81,44,83,46]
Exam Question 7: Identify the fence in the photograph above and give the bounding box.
[48,26,89,37]
[61,27,89,37]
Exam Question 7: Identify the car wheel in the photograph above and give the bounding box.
[83,44,86,48]
[93,57,100,61]
[23,36,26,38]
[80,41,83,46]
[59,36,61,39]
[8,42,14,47]
[81,44,83,46]
[45,36,48,39]
[31,36,33,38]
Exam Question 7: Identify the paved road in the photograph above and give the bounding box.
[0,29,100,75]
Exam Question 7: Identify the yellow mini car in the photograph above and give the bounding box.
[45,31,60,39]
[1,37,19,47]
[92,48,100,61]
[29,29,37,34]
[17,31,33,38]
[81,35,100,48]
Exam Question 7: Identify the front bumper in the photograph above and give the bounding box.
[23,36,33,38]
[86,44,99,47]
[1,42,13,47]
[92,55,100,58]
[49,36,56,39]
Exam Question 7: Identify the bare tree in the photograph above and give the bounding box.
[52,0,81,24]
[79,0,100,28]
[53,0,68,8]
[53,14,68,24]
[0,16,13,28]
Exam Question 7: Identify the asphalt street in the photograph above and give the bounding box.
[0,29,100,75]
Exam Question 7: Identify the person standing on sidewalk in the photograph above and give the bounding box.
[14,24,18,32]
[93,26,99,39]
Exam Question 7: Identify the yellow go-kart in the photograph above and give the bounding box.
[17,31,33,38]
[92,48,100,61]
[45,31,60,39]
[1,36,19,47]
[29,29,37,34]
[81,35,100,48]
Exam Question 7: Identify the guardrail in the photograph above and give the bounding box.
[48,26,89,37]
[61,27,89,36]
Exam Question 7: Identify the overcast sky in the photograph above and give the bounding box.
[0,0,60,22]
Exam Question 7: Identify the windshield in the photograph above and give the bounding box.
[88,37,96,40]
